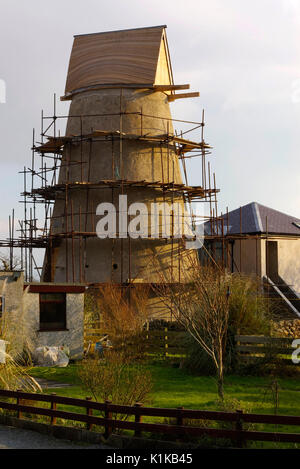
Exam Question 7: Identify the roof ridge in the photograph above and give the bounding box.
[256,202,300,221]
[74,25,167,38]
[252,202,263,232]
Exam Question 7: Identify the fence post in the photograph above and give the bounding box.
[104,400,112,439]
[176,406,184,439]
[50,393,57,425]
[235,409,244,448]
[86,397,93,431]
[134,403,143,437]
[165,327,168,358]
[145,321,149,353]
[17,390,22,419]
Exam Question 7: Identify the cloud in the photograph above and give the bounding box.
[0,0,299,240]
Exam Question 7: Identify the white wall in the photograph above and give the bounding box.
[255,238,300,294]
[277,239,300,294]
[23,291,84,359]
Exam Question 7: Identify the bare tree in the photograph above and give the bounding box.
[153,257,230,401]
[0,251,21,271]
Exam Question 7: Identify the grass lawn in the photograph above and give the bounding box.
[29,361,300,417]
[25,362,300,448]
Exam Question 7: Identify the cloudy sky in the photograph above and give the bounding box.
[0,0,300,242]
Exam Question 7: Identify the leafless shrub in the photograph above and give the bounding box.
[78,351,152,417]
[94,284,150,358]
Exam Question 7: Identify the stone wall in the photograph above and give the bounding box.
[271,319,300,338]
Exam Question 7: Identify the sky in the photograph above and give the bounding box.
[0,0,300,244]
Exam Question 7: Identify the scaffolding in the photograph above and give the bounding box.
[0,94,221,283]
[0,93,299,322]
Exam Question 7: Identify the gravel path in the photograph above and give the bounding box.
[0,425,107,449]
[35,377,72,389]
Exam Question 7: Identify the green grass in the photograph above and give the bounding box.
[29,362,300,416]
[26,362,300,448]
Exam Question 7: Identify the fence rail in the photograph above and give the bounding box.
[84,328,299,364]
[235,335,298,363]
[84,327,188,357]
[85,329,299,361]
[0,389,300,446]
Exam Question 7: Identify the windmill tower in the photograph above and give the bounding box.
[33,26,213,316]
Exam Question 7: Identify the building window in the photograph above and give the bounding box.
[39,293,67,331]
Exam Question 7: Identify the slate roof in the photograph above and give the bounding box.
[205,202,300,236]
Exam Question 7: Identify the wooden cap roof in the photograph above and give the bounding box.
[65,25,174,94]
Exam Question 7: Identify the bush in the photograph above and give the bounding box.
[146,319,184,332]
[228,274,270,336]
[0,306,40,391]
[154,416,210,445]
[78,351,152,414]
[216,396,253,417]
[183,331,237,376]
[183,337,215,375]
[0,352,40,392]
[235,352,300,378]
[215,397,255,448]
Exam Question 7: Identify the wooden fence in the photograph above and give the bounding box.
[85,328,299,364]
[84,321,102,350]
[142,329,187,357]
[84,326,187,357]
[0,389,300,446]
[235,335,298,363]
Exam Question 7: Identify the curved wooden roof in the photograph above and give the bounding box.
[65,25,173,94]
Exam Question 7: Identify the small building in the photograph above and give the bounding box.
[200,202,300,318]
[0,271,85,359]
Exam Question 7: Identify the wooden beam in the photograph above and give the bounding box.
[61,84,155,101]
[25,284,86,293]
[168,92,200,102]
[61,84,193,101]
[153,84,190,91]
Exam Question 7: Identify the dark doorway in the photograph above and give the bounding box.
[266,241,278,282]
